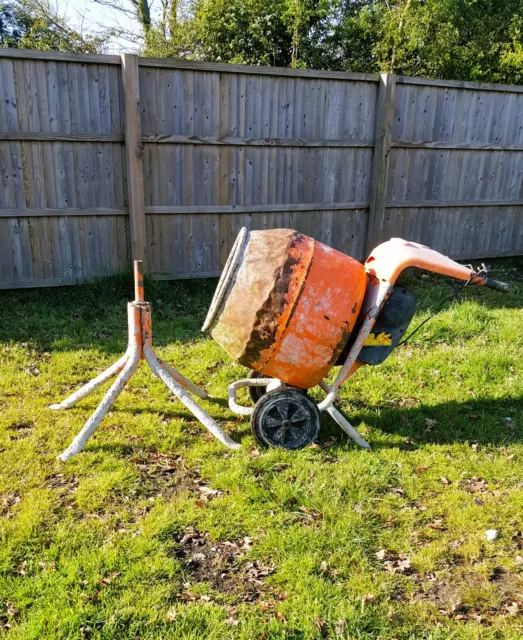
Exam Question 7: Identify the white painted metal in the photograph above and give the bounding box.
[226,377,371,449]
[228,378,276,416]
[144,344,240,449]
[59,351,141,461]
[318,280,393,411]
[325,406,371,449]
[49,354,129,410]
[52,263,239,460]
[158,359,208,399]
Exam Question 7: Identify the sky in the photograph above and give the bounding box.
[58,0,151,53]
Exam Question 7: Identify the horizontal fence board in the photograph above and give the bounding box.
[0,132,124,142]
[144,202,369,214]
[396,74,523,94]
[0,47,121,65]
[0,208,128,217]
[138,57,380,81]
[385,199,523,208]
[0,277,95,289]
[391,140,523,151]
[142,134,375,147]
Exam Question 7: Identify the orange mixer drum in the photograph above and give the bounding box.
[202,228,367,389]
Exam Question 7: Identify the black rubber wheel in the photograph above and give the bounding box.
[248,370,271,404]
[251,389,321,449]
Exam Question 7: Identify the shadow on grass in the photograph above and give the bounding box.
[0,272,218,353]
[318,395,523,449]
[0,258,521,354]
[55,394,522,457]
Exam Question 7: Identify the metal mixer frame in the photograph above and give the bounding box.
[225,238,510,449]
[51,260,240,461]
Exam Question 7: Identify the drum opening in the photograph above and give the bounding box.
[202,227,250,333]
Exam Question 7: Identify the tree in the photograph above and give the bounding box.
[0,0,106,52]
[83,0,523,85]
[369,0,523,81]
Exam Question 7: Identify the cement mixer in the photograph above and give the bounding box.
[203,228,510,450]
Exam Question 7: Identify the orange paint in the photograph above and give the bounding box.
[365,238,484,286]
[260,239,367,389]
[134,260,145,302]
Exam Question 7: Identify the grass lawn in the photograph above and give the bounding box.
[0,260,522,639]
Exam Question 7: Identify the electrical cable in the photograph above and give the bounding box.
[397,267,489,347]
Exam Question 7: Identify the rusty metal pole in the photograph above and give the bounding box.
[134,259,144,303]
[51,261,239,461]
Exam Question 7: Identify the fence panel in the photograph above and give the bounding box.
[139,61,378,276]
[378,78,523,257]
[0,52,130,288]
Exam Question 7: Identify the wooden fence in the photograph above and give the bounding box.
[1,48,522,289]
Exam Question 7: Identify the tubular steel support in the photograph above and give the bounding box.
[145,344,240,450]
[227,377,371,450]
[325,406,371,450]
[52,260,239,460]
[49,354,129,411]
[59,351,140,462]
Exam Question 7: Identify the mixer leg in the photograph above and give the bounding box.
[325,405,371,450]
[58,350,141,461]
[158,358,209,399]
[48,353,129,410]
[144,344,241,450]
[318,380,341,402]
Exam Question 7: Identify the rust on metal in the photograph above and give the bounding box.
[208,229,311,363]
[134,260,145,302]
[206,228,367,389]
[326,319,352,369]
[240,231,313,369]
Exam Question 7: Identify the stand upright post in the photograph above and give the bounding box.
[50,261,240,461]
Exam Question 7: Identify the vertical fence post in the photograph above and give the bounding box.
[366,73,396,255]
[121,53,147,268]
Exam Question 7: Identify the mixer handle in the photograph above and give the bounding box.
[484,277,511,293]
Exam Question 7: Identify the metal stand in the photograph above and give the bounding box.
[227,378,371,450]
[51,261,240,461]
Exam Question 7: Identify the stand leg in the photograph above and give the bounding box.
[58,352,140,461]
[326,405,371,450]
[144,344,240,450]
[49,354,129,410]
[319,380,341,402]
[158,359,208,400]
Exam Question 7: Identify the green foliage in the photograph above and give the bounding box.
[146,0,334,68]
[141,0,523,84]
[371,0,523,81]
[0,0,105,53]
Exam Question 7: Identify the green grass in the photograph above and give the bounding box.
[0,260,522,639]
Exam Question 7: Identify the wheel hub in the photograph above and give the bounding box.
[251,389,321,449]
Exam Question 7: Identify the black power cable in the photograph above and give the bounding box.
[397,266,490,347]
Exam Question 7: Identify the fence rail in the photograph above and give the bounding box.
[1,48,522,289]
